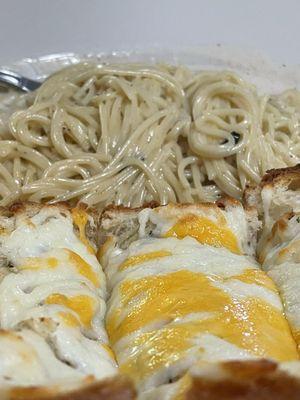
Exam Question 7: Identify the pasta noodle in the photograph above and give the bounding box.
[0,62,299,209]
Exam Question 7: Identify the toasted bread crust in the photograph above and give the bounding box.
[0,201,99,247]
[6,201,71,216]
[261,165,300,187]
[102,201,159,214]
[244,165,300,214]
[101,199,239,218]
[243,184,260,209]
[0,201,96,218]
[5,376,135,400]
[100,199,243,232]
[187,360,300,400]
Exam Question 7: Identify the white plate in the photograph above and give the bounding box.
[1,46,300,115]
[2,46,300,91]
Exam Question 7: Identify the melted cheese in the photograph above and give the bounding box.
[97,237,114,264]
[68,250,100,287]
[120,304,290,383]
[102,343,117,361]
[57,311,81,328]
[17,250,100,288]
[120,304,297,384]
[103,204,300,397]
[0,330,82,387]
[0,207,101,276]
[107,270,296,363]
[164,214,240,254]
[19,257,59,270]
[46,294,95,328]
[119,250,172,271]
[71,207,95,255]
[110,237,255,281]
[293,331,300,347]
[227,269,277,292]
[173,374,193,400]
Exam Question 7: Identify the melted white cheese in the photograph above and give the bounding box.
[108,237,256,282]
[1,208,102,276]
[0,206,116,390]
[268,262,300,331]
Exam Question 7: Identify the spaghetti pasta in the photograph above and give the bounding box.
[0,62,299,209]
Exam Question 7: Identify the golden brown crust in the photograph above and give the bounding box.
[243,165,300,215]
[0,201,96,219]
[6,376,135,400]
[100,202,158,225]
[187,360,300,400]
[243,184,260,209]
[161,200,241,211]
[0,202,72,221]
[101,199,241,222]
[261,164,300,187]
[216,195,241,209]
[8,201,71,215]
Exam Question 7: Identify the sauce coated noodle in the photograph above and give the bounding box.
[0,62,299,209]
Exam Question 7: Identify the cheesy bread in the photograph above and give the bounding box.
[1,168,300,399]
[0,203,134,399]
[100,200,299,399]
[246,166,300,352]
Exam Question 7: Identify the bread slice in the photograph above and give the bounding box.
[0,375,135,400]
[244,165,300,241]
[99,201,299,400]
[0,202,134,399]
[245,165,300,352]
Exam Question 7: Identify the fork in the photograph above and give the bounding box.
[0,69,41,92]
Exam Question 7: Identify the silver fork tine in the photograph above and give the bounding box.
[0,69,41,92]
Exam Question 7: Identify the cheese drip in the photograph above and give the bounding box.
[72,207,95,254]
